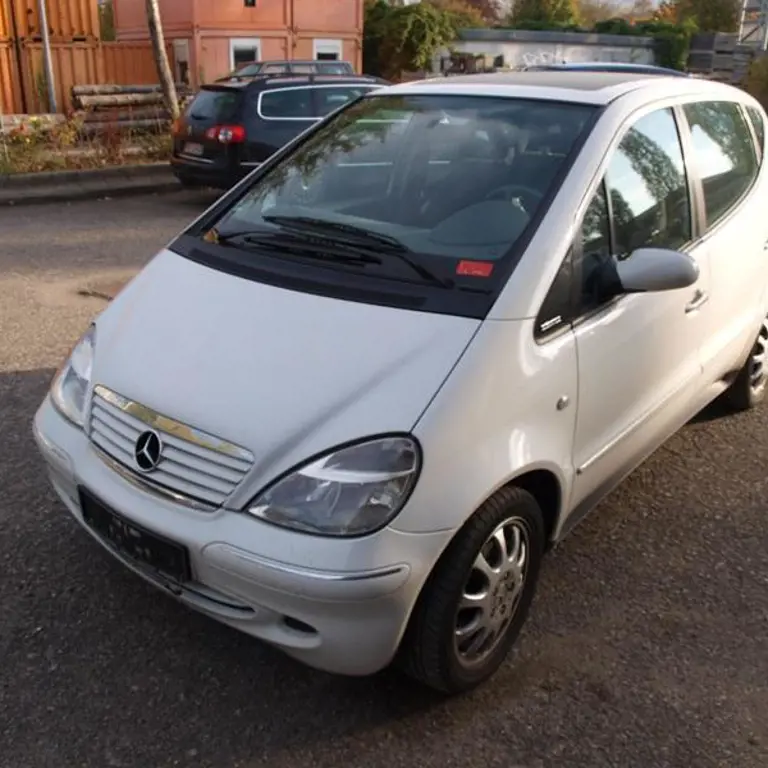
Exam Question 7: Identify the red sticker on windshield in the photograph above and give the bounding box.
[457,260,494,277]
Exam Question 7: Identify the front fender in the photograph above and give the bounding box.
[391,318,577,535]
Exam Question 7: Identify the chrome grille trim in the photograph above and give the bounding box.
[88,385,254,508]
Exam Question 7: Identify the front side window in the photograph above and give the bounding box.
[683,101,758,228]
[536,181,612,336]
[185,94,597,317]
[606,107,691,258]
[579,181,612,312]
[259,88,314,119]
[537,109,693,334]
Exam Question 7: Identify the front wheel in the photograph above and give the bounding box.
[724,315,768,412]
[399,486,545,694]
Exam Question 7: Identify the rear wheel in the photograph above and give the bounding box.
[724,315,768,412]
[399,486,545,694]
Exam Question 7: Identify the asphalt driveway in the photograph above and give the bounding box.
[0,191,765,768]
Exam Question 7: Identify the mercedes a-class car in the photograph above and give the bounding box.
[34,71,768,693]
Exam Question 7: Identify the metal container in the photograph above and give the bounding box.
[2,0,100,41]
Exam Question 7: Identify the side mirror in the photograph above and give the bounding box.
[615,247,699,293]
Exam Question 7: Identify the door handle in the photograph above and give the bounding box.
[685,289,709,313]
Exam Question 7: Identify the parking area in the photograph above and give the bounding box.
[0,191,766,768]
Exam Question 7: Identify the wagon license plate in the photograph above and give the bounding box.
[184,142,205,157]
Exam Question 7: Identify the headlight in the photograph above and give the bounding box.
[246,436,420,537]
[50,325,96,428]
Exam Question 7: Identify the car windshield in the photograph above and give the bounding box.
[190,93,596,313]
[187,89,241,120]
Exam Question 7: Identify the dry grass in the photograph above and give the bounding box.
[0,113,172,176]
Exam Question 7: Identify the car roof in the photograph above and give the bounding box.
[202,74,385,92]
[375,70,744,106]
[256,59,353,65]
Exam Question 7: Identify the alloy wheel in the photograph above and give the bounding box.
[454,516,529,667]
[749,316,768,396]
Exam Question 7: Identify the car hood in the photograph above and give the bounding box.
[92,249,480,503]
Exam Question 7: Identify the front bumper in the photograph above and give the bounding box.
[33,396,451,676]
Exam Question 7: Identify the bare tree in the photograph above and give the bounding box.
[145,0,179,120]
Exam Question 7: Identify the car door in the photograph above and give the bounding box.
[679,99,768,381]
[566,106,711,516]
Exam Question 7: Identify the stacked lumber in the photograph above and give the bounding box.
[687,33,757,85]
[71,84,193,136]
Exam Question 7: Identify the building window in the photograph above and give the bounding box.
[313,38,342,61]
[230,38,261,70]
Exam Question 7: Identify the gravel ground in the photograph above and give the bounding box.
[0,192,766,768]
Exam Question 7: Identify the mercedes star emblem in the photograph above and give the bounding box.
[134,430,163,472]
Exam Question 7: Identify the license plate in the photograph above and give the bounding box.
[184,142,204,157]
[79,489,191,583]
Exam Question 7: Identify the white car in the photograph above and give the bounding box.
[34,71,768,694]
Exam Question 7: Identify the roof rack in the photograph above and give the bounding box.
[521,62,690,77]
[215,72,384,84]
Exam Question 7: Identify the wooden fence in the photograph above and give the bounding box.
[0,40,175,115]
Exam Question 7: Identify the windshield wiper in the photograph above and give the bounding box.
[204,228,382,266]
[263,214,405,249]
[262,214,453,288]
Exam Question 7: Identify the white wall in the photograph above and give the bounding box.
[435,38,655,71]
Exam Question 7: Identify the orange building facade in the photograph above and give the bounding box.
[113,0,364,85]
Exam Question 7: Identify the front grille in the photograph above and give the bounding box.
[88,385,254,507]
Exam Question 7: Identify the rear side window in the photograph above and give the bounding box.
[682,101,758,228]
[259,88,314,119]
[605,107,691,256]
[187,90,241,121]
[746,105,765,159]
[314,86,371,117]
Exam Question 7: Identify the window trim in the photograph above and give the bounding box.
[743,104,765,163]
[534,246,575,341]
[229,37,261,71]
[313,38,343,61]
[672,103,706,242]
[256,84,376,122]
[678,98,761,236]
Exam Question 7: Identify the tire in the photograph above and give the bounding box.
[724,315,768,412]
[398,485,545,694]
